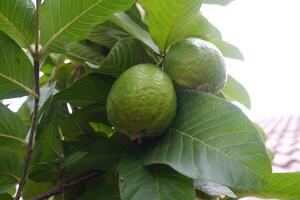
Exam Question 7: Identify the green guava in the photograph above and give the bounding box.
[106,64,177,139]
[164,38,227,93]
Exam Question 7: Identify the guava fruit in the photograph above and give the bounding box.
[106,64,177,139]
[164,38,227,93]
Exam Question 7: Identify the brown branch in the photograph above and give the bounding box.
[30,171,101,200]
[14,0,41,199]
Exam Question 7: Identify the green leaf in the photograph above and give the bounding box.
[49,63,77,90]
[0,32,35,99]
[88,22,129,49]
[0,104,27,153]
[66,40,106,64]
[0,193,13,200]
[0,0,35,50]
[17,100,31,128]
[78,172,120,200]
[204,37,244,60]
[125,5,147,29]
[196,190,215,200]
[223,75,251,109]
[118,150,195,200]
[0,148,24,190]
[87,38,152,77]
[183,14,243,60]
[246,173,300,200]
[27,84,57,114]
[144,90,272,192]
[23,179,54,200]
[28,162,60,183]
[63,135,129,177]
[89,122,114,137]
[0,185,15,196]
[30,99,62,171]
[59,104,107,139]
[203,0,234,6]
[64,151,88,168]
[40,0,135,53]
[187,13,222,39]
[194,178,237,198]
[111,13,160,54]
[55,73,114,106]
[139,0,203,51]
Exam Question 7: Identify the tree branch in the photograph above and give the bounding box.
[14,0,41,199]
[30,171,101,200]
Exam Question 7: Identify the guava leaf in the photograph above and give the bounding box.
[66,41,106,64]
[0,148,24,190]
[17,99,32,128]
[187,13,222,40]
[59,104,107,139]
[0,0,35,50]
[204,37,244,60]
[0,32,35,99]
[78,173,120,200]
[194,178,237,198]
[28,162,60,183]
[64,151,89,168]
[118,150,195,200]
[55,73,114,106]
[223,75,251,109]
[185,14,244,60]
[22,179,54,200]
[27,84,57,114]
[29,99,62,183]
[111,13,160,54]
[204,0,235,5]
[0,104,27,154]
[139,0,203,51]
[0,193,12,200]
[88,22,127,49]
[40,0,134,53]
[247,173,300,200]
[63,135,130,177]
[87,38,153,77]
[0,183,15,196]
[125,5,147,30]
[48,63,77,90]
[144,90,272,192]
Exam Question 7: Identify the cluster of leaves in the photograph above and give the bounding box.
[0,0,299,200]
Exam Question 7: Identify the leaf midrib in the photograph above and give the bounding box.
[0,12,33,53]
[162,0,186,51]
[0,171,20,182]
[171,128,268,182]
[0,72,38,98]
[0,133,24,144]
[41,0,104,53]
[153,168,163,200]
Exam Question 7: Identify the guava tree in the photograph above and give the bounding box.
[0,0,299,200]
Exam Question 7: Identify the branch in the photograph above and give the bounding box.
[30,171,101,200]
[14,0,41,199]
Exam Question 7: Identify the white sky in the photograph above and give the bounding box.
[202,0,300,118]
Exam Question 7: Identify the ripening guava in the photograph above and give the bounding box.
[106,64,177,139]
[164,38,227,93]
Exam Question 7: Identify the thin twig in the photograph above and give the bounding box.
[59,142,65,200]
[30,171,101,200]
[14,0,41,199]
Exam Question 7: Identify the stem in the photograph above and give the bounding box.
[59,143,65,200]
[14,0,41,199]
[30,171,101,200]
